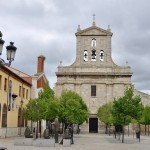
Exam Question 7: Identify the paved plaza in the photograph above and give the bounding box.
[0,134,150,150]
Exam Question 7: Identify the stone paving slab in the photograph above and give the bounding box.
[0,134,150,150]
[63,139,71,147]
[34,138,55,147]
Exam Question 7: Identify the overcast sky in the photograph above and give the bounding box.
[0,0,150,93]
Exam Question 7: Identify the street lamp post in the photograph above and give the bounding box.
[12,93,18,100]
[0,31,17,66]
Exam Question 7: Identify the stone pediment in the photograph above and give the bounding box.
[75,26,113,36]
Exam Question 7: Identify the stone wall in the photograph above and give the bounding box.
[0,127,25,138]
[134,89,150,105]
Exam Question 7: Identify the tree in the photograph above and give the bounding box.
[22,98,40,122]
[140,105,150,135]
[23,81,55,121]
[111,86,144,143]
[97,102,113,134]
[59,90,89,126]
[37,81,59,137]
[22,98,46,138]
[23,81,59,137]
[38,81,59,120]
[43,98,60,121]
[38,80,54,100]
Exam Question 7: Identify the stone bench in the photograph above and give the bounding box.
[63,139,71,147]
[14,138,33,146]
[34,139,55,147]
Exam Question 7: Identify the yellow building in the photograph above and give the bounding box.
[0,65,32,137]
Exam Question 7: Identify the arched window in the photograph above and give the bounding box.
[2,104,7,127]
[83,50,88,61]
[91,49,96,61]
[91,38,96,47]
[100,50,104,61]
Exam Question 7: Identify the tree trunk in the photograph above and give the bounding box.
[77,124,80,134]
[109,125,111,136]
[31,120,33,132]
[139,124,141,143]
[114,131,116,139]
[148,125,149,136]
[39,120,41,138]
[37,121,39,138]
[122,126,124,143]
[54,118,59,143]
[128,124,129,136]
[105,124,108,134]
[145,124,146,135]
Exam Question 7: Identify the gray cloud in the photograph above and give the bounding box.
[0,0,150,92]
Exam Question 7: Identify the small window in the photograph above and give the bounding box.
[4,78,7,91]
[23,88,25,98]
[91,85,96,96]
[100,50,104,61]
[26,89,28,99]
[91,49,96,61]
[91,38,96,47]
[84,50,88,61]
[19,86,21,97]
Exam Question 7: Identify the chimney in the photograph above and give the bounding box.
[37,55,45,73]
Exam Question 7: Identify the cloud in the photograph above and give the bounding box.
[0,0,150,91]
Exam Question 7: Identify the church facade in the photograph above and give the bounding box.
[55,21,132,133]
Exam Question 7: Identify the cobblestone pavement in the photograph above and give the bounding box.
[0,134,150,150]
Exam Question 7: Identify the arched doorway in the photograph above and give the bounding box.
[2,104,7,127]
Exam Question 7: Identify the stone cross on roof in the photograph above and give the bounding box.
[92,14,96,26]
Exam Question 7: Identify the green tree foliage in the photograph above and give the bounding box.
[140,105,150,125]
[23,81,59,122]
[59,90,89,125]
[38,80,54,100]
[38,81,59,121]
[22,99,39,122]
[43,98,60,121]
[97,102,113,125]
[37,81,59,121]
[111,86,144,125]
